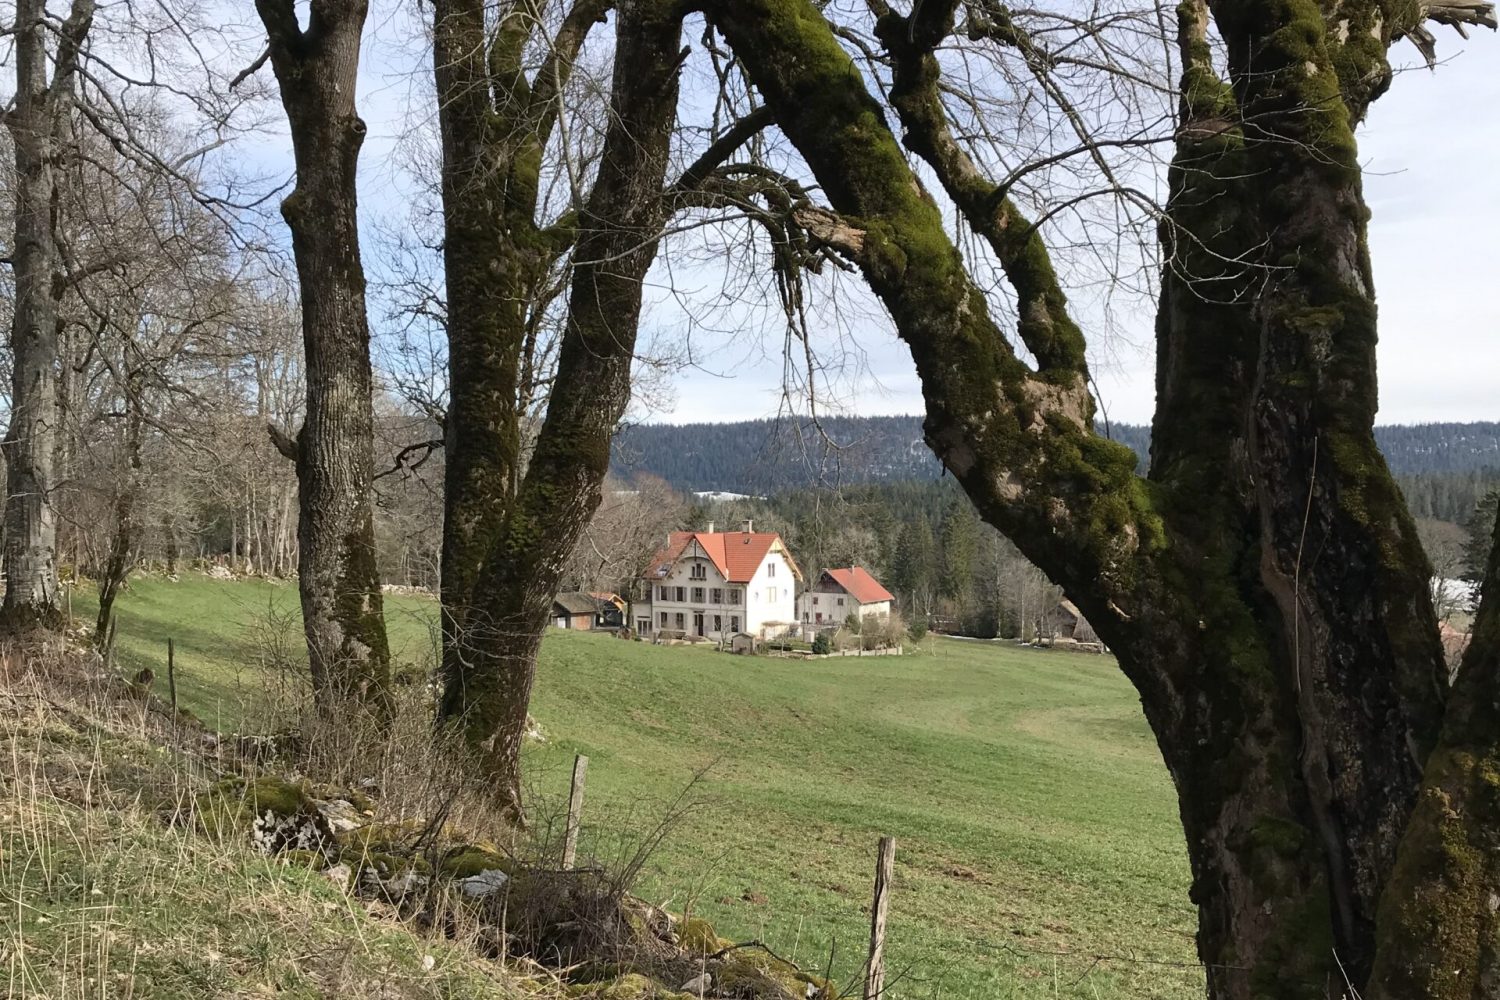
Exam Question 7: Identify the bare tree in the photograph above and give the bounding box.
[1,0,94,626]
[251,0,392,706]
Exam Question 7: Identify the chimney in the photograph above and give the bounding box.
[706,520,715,534]
[741,519,753,534]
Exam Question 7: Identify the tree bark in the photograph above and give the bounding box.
[1368,491,1500,997]
[704,1,1485,996]
[1,0,94,629]
[255,0,390,706]
[432,0,611,711]
[94,369,143,647]
[436,0,683,820]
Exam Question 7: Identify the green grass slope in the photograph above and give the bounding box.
[71,574,1201,998]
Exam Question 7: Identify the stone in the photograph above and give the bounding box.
[678,972,712,994]
[322,863,353,892]
[316,798,365,833]
[458,868,511,899]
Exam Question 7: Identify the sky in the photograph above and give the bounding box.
[649,43,1500,427]
[258,5,1500,429]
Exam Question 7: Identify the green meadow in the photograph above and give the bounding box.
[73,574,1201,998]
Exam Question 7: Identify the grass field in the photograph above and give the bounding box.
[72,574,1201,999]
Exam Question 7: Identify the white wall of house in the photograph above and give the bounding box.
[743,544,797,637]
[799,592,891,626]
[640,539,798,640]
[645,556,743,638]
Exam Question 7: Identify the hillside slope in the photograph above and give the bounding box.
[611,416,1500,494]
[69,575,1204,998]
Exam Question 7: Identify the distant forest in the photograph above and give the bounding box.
[611,416,1500,523]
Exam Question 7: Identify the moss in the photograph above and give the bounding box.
[677,916,730,955]
[438,844,516,880]
[194,776,319,838]
[717,947,833,999]
[566,973,689,999]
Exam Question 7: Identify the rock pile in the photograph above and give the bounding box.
[192,775,834,1000]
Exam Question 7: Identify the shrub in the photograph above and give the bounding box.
[811,632,832,655]
[908,616,929,642]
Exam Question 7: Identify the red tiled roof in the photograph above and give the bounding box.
[823,567,894,604]
[642,530,801,583]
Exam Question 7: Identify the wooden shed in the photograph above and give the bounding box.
[552,592,601,630]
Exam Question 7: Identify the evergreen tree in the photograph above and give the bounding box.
[1463,490,1500,584]
[939,498,979,607]
[890,518,936,616]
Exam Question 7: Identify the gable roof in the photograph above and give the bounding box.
[643,530,802,584]
[553,592,600,616]
[822,568,894,604]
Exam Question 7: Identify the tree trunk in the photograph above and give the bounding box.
[431,0,610,708]
[94,377,143,647]
[1368,502,1500,997]
[436,0,683,820]
[704,2,1478,995]
[256,0,390,706]
[1,0,93,629]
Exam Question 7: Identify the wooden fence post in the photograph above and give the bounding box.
[865,836,895,1000]
[167,638,177,713]
[563,754,589,869]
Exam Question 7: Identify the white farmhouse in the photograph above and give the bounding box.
[638,521,801,641]
[799,567,894,628]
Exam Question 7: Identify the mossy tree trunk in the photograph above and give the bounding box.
[431,0,610,662]
[1368,493,1500,997]
[255,0,391,707]
[1,0,94,631]
[704,1,1492,996]
[435,0,684,820]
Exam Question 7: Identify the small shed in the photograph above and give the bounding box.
[1047,599,1099,644]
[552,592,601,630]
[730,632,759,656]
[590,592,627,629]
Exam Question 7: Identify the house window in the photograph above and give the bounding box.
[730,616,740,632]
[659,612,667,627]
[812,596,819,606]
[692,587,705,603]
[691,563,706,580]
[658,586,668,601]
[675,586,685,602]
[675,613,685,629]
[767,587,777,602]
[768,563,776,578]
[729,589,741,604]
[714,615,723,632]
[837,597,845,606]
[711,588,722,604]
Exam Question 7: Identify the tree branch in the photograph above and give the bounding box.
[266,422,301,462]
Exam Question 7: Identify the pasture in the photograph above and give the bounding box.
[73,574,1200,998]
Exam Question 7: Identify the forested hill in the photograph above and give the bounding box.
[611,416,1500,497]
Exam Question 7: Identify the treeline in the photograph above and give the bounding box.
[613,416,1500,506]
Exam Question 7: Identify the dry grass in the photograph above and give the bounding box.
[0,645,546,1000]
